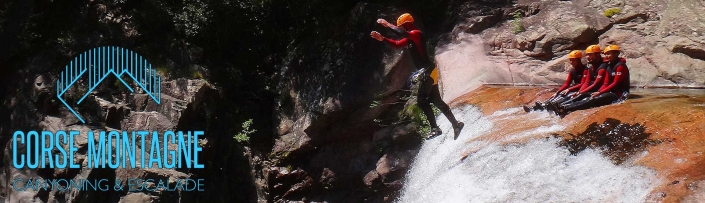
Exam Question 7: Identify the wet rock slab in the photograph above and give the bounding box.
[452,85,705,202]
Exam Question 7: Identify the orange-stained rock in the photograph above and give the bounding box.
[450,85,557,114]
[451,85,705,202]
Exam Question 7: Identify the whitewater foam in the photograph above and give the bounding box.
[398,105,659,203]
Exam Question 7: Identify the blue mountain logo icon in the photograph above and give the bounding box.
[57,46,161,123]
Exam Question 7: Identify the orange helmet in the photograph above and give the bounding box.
[568,50,583,59]
[397,13,414,26]
[603,44,620,53]
[585,45,601,54]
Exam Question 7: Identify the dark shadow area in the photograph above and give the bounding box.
[554,118,672,164]
[174,86,259,203]
[74,168,119,203]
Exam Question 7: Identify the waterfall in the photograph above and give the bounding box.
[398,105,659,202]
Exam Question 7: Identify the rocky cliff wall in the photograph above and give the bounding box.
[436,0,705,101]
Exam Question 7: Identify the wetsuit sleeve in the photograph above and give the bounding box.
[598,71,610,92]
[568,70,589,92]
[579,69,606,94]
[389,26,407,36]
[599,65,626,94]
[578,70,591,92]
[557,74,573,93]
[383,37,409,48]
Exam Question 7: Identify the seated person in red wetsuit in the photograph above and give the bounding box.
[560,45,608,105]
[554,45,630,116]
[524,50,587,112]
[370,13,464,139]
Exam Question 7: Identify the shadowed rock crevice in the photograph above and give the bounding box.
[671,43,705,61]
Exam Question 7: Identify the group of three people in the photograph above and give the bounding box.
[369,13,631,139]
[525,44,631,117]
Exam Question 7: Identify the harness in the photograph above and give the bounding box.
[404,30,438,85]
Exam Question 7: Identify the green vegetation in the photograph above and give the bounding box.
[402,104,441,138]
[604,8,621,18]
[191,69,204,79]
[156,65,170,77]
[172,0,211,37]
[369,95,409,108]
[511,11,526,34]
[369,100,381,108]
[112,75,132,93]
[267,150,290,166]
[234,119,256,143]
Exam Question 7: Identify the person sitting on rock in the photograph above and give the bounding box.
[524,50,587,112]
[552,45,630,116]
[560,45,609,105]
[370,13,464,139]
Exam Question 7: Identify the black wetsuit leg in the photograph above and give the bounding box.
[548,94,570,105]
[530,94,569,111]
[549,95,563,104]
[430,82,459,125]
[417,76,439,128]
[561,92,619,112]
[559,93,590,106]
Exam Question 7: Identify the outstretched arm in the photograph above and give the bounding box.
[567,71,587,92]
[579,69,606,94]
[556,74,573,94]
[377,19,406,36]
[371,31,409,48]
[383,37,409,48]
[598,65,626,94]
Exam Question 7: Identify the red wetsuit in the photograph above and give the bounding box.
[382,26,434,72]
[557,64,586,93]
[578,58,608,94]
[560,57,630,114]
[599,58,630,96]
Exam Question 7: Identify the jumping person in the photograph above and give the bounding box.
[524,50,587,112]
[554,45,630,116]
[371,13,464,139]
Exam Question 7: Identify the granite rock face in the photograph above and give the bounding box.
[1,78,213,203]
[436,0,705,101]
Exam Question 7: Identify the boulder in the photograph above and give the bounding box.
[436,0,705,100]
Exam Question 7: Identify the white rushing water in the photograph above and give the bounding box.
[398,105,660,203]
